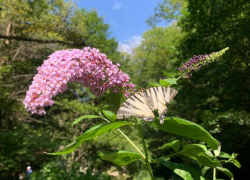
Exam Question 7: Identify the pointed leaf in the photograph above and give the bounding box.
[148,82,162,87]
[179,144,222,168]
[107,92,125,113]
[158,160,202,180]
[229,159,241,168]
[102,110,117,121]
[216,167,234,180]
[158,140,180,152]
[154,117,220,150]
[100,151,142,166]
[47,121,134,155]
[218,152,241,168]
[218,152,232,159]
[159,78,177,86]
[72,115,101,126]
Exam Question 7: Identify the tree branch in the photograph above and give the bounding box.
[0,34,87,46]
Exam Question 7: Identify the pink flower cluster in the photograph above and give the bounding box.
[23,47,135,115]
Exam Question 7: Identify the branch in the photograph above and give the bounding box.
[0,34,87,46]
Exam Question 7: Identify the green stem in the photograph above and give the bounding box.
[213,168,216,180]
[117,128,146,159]
[100,115,146,159]
[137,123,155,180]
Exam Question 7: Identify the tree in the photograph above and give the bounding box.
[148,0,250,179]
[130,25,184,87]
[0,0,121,179]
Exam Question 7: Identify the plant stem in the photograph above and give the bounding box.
[137,123,155,180]
[117,128,146,159]
[213,168,216,180]
[100,115,146,159]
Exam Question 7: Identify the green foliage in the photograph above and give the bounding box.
[157,160,202,180]
[102,110,117,122]
[48,121,135,155]
[159,78,177,86]
[154,117,220,150]
[148,82,163,87]
[129,25,184,87]
[147,0,188,27]
[100,151,142,166]
[0,0,121,179]
[107,92,126,113]
[179,144,222,168]
[158,140,180,152]
[72,115,102,126]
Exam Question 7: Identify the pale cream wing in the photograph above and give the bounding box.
[164,87,178,104]
[147,87,178,124]
[117,92,154,121]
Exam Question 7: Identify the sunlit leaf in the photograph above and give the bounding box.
[158,140,180,152]
[158,159,202,180]
[214,144,221,156]
[179,144,222,168]
[102,110,117,121]
[229,159,241,168]
[148,82,162,87]
[218,152,232,159]
[154,117,220,150]
[100,151,142,166]
[159,78,177,86]
[72,115,101,126]
[47,121,134,155]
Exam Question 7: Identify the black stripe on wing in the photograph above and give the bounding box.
[123,101,144,111]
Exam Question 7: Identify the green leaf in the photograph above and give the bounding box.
[100,151,142,166]
[159,78,177,86]
[154,117,220,150]
[158,160,202,180]
[216,167,234,180]
[201,166,211,176]
[47,121,134,155]
[229,159,241,168]
[151,157,170,163]
[102,110,117,121]
[218,152,241,168]
[179,144,222,168]
[213,144,221,156]
[102,105,109,110]
[218,152,232,159]
[148,82,162,87]
[158,140,180,152]
[107,92,125,113]
[72,115,101,126]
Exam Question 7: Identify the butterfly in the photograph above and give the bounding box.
[117,87,178,124]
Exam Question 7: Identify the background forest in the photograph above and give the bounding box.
[0,0,249,179]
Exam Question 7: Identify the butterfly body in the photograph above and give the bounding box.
[117,87,178,124]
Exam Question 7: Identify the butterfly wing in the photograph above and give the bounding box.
[117,92,154,121]
[117,87,178,124]
[152,87,178,124]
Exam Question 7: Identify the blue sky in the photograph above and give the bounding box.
[76,0,168,53]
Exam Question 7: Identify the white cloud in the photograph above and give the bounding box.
[112,1,122,10]
[118,36,142,54]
